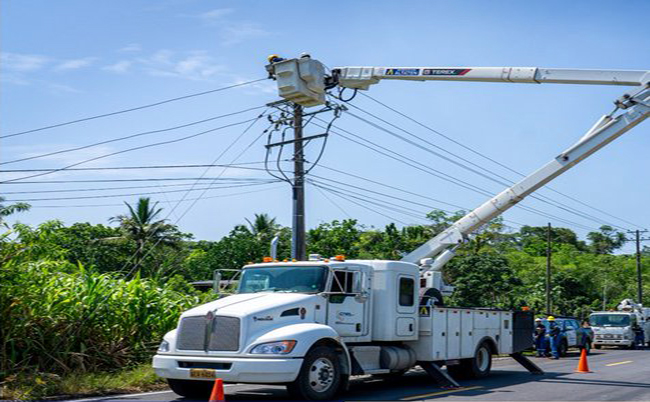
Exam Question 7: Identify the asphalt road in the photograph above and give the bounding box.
[77,348,650,401]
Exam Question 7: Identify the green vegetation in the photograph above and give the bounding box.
[1,196,648,398]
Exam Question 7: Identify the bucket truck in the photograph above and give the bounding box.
[152,57,648,400]
[590,299,650,349]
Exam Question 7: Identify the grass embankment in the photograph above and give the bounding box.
[1,364,166,400]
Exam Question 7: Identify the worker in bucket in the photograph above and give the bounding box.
[547,316,561,359]
[534,318,548,357]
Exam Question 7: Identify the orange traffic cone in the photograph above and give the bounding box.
[575,348,592,373]
[209,378,225,402]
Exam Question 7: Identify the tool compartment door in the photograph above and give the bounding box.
[446,309,461,359]
[460,309,475,358]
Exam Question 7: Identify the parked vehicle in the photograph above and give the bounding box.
[590,299,650,349]
[535,317,593,356]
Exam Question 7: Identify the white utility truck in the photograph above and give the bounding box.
[153,57,649,400]
[590,299,650,349]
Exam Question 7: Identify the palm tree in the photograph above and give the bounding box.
[109,197,181,269]
[245,213,279,240]
[0,196,31,228]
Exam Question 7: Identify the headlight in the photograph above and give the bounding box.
[250,340,296,355]
[158,340,170,353]
[623,335,629,340]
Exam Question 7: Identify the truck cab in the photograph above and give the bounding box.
[153,258,525,400]
[590,312,649,349]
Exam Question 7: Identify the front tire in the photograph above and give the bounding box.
[167,379,214,399]
[594,344,602,349]
[559,340,568,357]
[287,346,343,400]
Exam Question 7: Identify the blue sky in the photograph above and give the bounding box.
[1,0,649,253]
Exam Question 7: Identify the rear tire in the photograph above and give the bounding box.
[167,379,214,399]
[287,346,343,400]
[449,342,492,379]
[594,344,602,349]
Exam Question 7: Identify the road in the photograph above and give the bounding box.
[77,348,650,401]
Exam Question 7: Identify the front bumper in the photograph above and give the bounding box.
[153,354,303,384]
[593,339,631,346]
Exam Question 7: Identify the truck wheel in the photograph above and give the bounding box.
[167,379,214,398]
[451,342,492,379]
[287,346,343,400]
[594,344,601,349]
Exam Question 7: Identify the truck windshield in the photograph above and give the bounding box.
[589,314,630,327]
[238,266,328,294]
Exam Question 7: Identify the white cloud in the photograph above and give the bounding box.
[55,57,96,71]
[220,22,269,46]
[137,50,226,81]
[47,83,82,94]
[1,52,50,71]
[198,8,233,21]
[103,60,132,73]
[119,43,142,53]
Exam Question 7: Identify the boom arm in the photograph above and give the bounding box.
[402,84,649,267]
[335,66,649,90]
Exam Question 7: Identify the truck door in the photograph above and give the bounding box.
[326,267,368,337]
[565,320,577,346]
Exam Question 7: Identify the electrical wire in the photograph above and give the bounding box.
[346,105,627,230]
[0,161,267,173]
[1,78,268,139]
[27,185,283,208]
[0,105,266,166]
[359,91,641,230]
[0,177,272,184]
[1,118,261,183]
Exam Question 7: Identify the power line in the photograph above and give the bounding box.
[346,104,627,230]
[358,91,641,230]
[0,105,266,166]
[5,181,280,202]
[0,161,267,173]
[0,176,271,184]
[27,185,283,208]
[1,178,276,194]
[1,118,262,183]
[1,78,267,139]
[314,119,597,232]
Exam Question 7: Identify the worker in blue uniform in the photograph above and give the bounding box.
[534,318,548,357]
[547,316,561,359]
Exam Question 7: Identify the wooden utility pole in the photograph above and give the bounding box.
[292,103,306,261]
[628,229,649,306]
[546,222,552,314]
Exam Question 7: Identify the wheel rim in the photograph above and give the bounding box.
[308,357,335,393]
[476,346,490,372]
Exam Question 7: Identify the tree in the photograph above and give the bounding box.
[0,196,30,228]
[108,197,183,271]
[245,213,279,242]
[516,225,587,256]
[587,225,626,254]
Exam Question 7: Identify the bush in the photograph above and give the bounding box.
[0,259,212,378]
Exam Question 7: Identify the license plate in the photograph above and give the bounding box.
[190,368,216,379]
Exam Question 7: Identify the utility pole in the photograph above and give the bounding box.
[546,222,552,314]
[628,229,649,306]
[292,103,307,261]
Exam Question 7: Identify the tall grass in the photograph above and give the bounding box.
[1,258,211,378]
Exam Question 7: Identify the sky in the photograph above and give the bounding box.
[1,0,649,254]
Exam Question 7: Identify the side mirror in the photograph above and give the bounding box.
[353,273,369,303]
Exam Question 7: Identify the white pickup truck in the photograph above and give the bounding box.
[154,258,532,399]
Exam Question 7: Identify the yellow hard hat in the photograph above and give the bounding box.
[547,316,556,321]
[267,54,280,63]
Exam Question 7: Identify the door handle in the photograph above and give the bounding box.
[409,323,414,332]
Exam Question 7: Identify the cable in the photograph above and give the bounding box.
[346,104,627,230]
[0,105,266,166]
[359,91,641,230]
[6,181,280,202]
[0,161,268,173]
[313,119,597,232]
[2,179,277,195]
[0,177,272,185]
[1,118,261,183]
[27,185,283,208]
[1,78,267,139]
[312,183,353,219]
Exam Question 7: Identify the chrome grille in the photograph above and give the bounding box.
[208,316,240,352]
[177,316,207,350]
